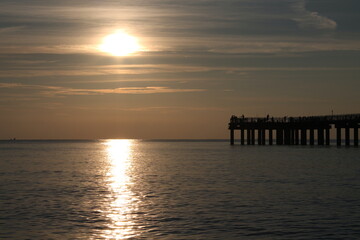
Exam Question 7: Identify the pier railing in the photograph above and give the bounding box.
[230,114,360,124]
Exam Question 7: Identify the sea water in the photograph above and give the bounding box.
[1,140,360,239]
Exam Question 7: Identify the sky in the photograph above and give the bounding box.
[0,0,359,139]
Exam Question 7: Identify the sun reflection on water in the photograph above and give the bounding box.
[102,139,138,239]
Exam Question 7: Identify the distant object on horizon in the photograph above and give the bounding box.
[229,113,360,147]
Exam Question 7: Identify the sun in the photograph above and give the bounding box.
[99,30,141,56]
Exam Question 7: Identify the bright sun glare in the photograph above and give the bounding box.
[103,139,138,239]
[99,30,141,56]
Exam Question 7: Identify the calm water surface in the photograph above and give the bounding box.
[1,140,360,239]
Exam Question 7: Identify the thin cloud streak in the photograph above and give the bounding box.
[0,83,205,97]
[0,26,25,33]
[0,61,358,78]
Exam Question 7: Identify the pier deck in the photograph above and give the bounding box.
[229,114,360,146]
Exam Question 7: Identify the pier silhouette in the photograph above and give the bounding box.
[229,114,360,146]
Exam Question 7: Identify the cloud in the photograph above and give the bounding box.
[0,83,205,97]
[94,106,228,113]
[0,26,25,34]
[292,0,337,30]
[0,62,228,78]
[0,0,349,58]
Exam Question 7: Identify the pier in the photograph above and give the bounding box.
[229,114,360,146]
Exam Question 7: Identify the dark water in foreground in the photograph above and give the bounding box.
[1,140,360,239]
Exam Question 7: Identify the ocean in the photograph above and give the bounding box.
[1,140,360,239]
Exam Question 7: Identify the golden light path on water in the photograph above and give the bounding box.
[101,139,139,239]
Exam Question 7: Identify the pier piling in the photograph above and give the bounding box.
[326,128,330,145]
[258,129,262,145]
[345,127,350,146]
[318,128,324,145]
[247,129,251,145]
[230,129,234,145]
[295,129,299,145]
[301,129,307,145]
[336,127,341,146]
[251,129,255,145]
[310,129,314,145]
